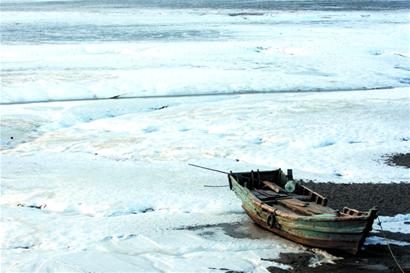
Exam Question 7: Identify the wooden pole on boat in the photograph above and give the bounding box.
[188,163,230,175]
[188,164,252,184]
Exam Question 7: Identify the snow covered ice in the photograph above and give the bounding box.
[1,0,410,272]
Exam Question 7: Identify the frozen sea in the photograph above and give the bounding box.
[1,0,410,103]
[1,0,410,272]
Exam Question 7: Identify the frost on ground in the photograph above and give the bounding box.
[1,88,410,272]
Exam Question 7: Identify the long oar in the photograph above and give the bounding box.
[188,163,230,175]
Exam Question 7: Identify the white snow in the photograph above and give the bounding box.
[1,1,410,272]
[374,214,410,234]
[365,236,410,246]
[0,152,303,272]
[365,214,410,246]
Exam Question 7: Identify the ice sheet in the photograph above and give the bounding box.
[1,8,409,103]
[2,88,409,182]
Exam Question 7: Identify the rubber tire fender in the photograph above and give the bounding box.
[267,213,276,228]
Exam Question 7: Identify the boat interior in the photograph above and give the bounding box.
[230,169,339,216]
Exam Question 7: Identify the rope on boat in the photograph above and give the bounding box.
[376,216,405,273]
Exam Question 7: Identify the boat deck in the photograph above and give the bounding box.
[251,189,337,216]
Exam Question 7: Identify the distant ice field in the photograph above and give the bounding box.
[1,1,410,103]
[2,0,410,11]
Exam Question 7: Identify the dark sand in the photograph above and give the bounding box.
[301,181,410,216]
[299,152,410,216]
[385,153,410,169]
[266,243,410,273]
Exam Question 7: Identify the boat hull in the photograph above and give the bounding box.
[242,205,366,254]
[229,170,377,254]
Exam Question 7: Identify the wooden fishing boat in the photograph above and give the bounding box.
[228,169,378,254]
